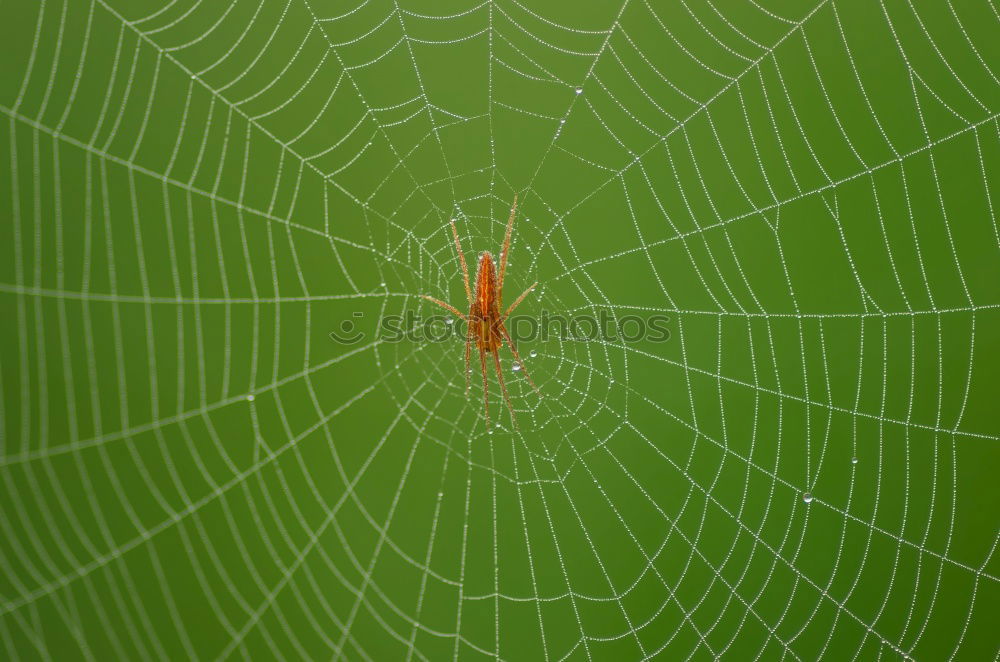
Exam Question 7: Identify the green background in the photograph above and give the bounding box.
[1,0,999,659]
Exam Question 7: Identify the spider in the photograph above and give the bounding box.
[423,195,540,428]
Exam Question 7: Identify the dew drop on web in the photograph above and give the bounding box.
[802,492,813,504]
[512,362,521,372]
[529,350,538,358]
[851,456,859,465]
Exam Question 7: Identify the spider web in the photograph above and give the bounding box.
[1,0,999,659]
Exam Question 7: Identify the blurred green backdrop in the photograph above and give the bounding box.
[1,0,999,659]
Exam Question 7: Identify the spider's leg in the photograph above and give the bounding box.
[498,323,540,396]
[498,194,518,298]
[492,348,518,430]
[503,282,537,320]
[478,344,490,427]
[450,220,473,305]
[421,295,467,320]
[464,311,475,397]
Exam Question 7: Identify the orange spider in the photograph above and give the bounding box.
[423,195,540,427]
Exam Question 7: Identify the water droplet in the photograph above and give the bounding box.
[246,394,255,402]
[575,87,583,94]
[438,491,444,497]
[851,456,858,465]
[488,428,495,435]
[379,282,386,287]
[512,362,521,372]
[445,317,454,325]
[802,492,813,503]
[560,118,566,124]
[524,217,530,223]
[529,350,538,358]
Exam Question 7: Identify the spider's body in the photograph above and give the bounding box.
[423,196,539,427]
[471,251,503,353]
